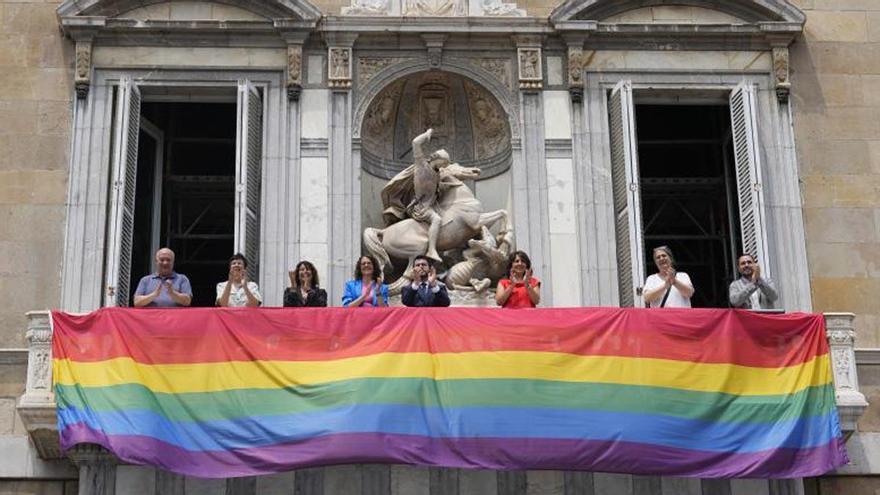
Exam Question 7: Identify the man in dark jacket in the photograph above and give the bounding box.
[402,255,451,307]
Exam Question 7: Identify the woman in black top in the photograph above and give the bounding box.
[283,260,328,307]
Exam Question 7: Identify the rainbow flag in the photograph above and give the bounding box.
[53,307,847,478]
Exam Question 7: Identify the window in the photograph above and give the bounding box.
[609,80,769,308]
[103,77,264,307]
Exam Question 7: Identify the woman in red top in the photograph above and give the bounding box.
[495,250,541,308]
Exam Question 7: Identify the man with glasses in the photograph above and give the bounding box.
[401,255,451,307]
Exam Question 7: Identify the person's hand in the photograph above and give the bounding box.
[509,270,521,285]
[228,268,236,283]
[524,268,533,287]
[377,272,384,286]
[752,264,761,283]
[163,280,174,294]
[288,269,296,287]
[428,267,437,287]
[152,281,163,296]
[241,272,248,285]
[665,269,677,287]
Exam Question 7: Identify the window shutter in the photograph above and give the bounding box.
[729,81,770,276]
[608,80,645,307]
[105,77,141,307]
[235,80,263,283]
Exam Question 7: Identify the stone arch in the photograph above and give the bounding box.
[354,59,519,142]
[550,0,805,24]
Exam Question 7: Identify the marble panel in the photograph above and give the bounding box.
[584,50,770,72]
[546,56,563,87]
[121,3,171,19]
[473,172,511,223]
[546,158,576,234]
[92,47,284,69]
[459,469,497,495]
[526,469,563,495]
[308,55,325,85]
[550,233,581,307]
[116,466,156,495]
[300,157,329,244]
[0,436,78,478]
[390,465,429,495]
[543,91,571,140]
[300,89,329,139]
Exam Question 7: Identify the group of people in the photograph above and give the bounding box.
[133,245,776,310]
[132,248,541,309]
[642,245,778,310]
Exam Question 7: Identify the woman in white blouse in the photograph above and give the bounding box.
[642,246,694,308]
[216,253,262,307]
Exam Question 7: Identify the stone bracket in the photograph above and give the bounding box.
[824,312,869,436]
[771,46,790,103]
[75,40,93,100]
[17,310,63,459]
[280,31,309,101]
[421,34,448,69]
[562,34,587,102]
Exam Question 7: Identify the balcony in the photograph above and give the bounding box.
[15,309,870,494]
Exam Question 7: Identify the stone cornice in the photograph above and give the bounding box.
[320,16,553,34]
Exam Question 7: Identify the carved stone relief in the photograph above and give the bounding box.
[75,40,92,99]
[481,0,525,16]
[358,57,408,85]
[328,47,353,88]
[517,47,542,89]
[474,58,512,90]
[360,71,511,180]
[772,46,790,103]
[342,0,389,15]
[404,0,465,16]
[287,45,303,100]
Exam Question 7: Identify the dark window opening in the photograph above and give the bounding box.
[130,102,237,307]
[635,104,741,308]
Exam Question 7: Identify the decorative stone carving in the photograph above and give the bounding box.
[287,45,303,100]
[75,40,92,99]
[475,58,512,90]
[363,80,403,143]
[567,46,587,102]
[404,0,465,16]
[772,46,790,103]
[823,312,868,435]
[17,310,63,459]
[446,226,513,292]
[422,34,447,69]
[358,57,407,85]
[328,47,353,88]
[342,0,389,15]
[517,47,542,89]
[464,80,507,158]
[481,0,525,16]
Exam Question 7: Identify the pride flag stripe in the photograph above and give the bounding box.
[52,307,848,478]
[53,307,825,368]
[58,403,842,453]
[54,352,831,397]
[55,380,837,425]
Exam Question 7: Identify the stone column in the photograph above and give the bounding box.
[326,34,359,304]
[824,313,869,433]
[512,35,552,305]
[69,444,119,495]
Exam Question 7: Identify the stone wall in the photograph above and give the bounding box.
[0,0,71,349]
[789,0,880,348]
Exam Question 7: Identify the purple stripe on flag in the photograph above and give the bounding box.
[61,423,847,479]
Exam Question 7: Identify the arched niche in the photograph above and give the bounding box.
[550,0,806,24]
[359,71,513,272]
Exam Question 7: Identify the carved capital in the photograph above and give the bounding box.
[287,45,303,101]
[328,47,353,89]
[772,46,790,103]
[75,40,92,100]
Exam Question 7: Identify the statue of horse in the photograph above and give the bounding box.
[363,163,509,294]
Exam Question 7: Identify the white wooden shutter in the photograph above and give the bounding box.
[234,80,263,283]
[729,81,770,276]
[608,80,645,307]
[104,77,141,307]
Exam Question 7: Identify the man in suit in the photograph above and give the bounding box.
[401,255,451,307]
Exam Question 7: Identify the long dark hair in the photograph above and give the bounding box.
[354,255,382,282]
[506,250,532,274]
[294,260,319,289]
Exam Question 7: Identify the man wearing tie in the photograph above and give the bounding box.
[401,255,451,307]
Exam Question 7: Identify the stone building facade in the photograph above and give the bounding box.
[0,0,877,493]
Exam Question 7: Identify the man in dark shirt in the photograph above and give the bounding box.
[401,255,450,307]
[133,247,193,307]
